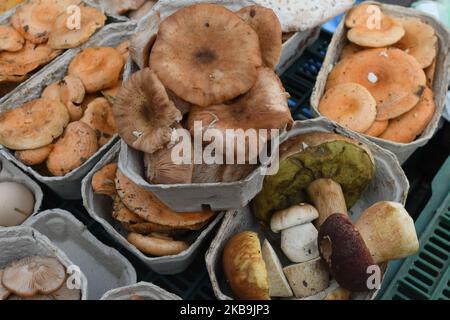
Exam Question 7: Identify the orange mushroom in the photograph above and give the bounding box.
[425,59,436,89]
[80,97,117,146]
[340,43,363,60]
[127,232,189,257]
[15,145,54,166]
[0,25,24,52]
[91,162,118,197]
[364,120,389,137]
[116,40,130,64]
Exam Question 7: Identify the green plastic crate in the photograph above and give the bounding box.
[378,155,450,300]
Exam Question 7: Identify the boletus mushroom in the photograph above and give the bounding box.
[261,240,293,298]
[80,97,117,146]
[0,25,24,52]
[15,145,54,166]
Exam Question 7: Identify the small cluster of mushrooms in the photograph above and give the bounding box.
[113,3,293,184]
[222,132,419,300]
[0,41,130,176]
[318,3,438,143]
[92,162,216,257]
[0,256,80,300]
[97,0,157,20]
[0,0,106,90]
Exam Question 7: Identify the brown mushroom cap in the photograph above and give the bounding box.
[15,144,54,166]
[0,74,27,83]
[425,59,436,89]
[47,121,98,176]
[112,195,145,224]
[364,120,388,137]
[0,98,69,150]
[222,231,270,300]
[112,68,182,154]
[80,97,117,146]
[92,162,118,197]
[318,213,375,292]
[340,43,363,60]
[2,256,66,297]
[68,47,124,93]
[127,232,189,257]
[394,17,437,69]
[237,5,282,69]
[149,3,262,107]
[116,40,130,65]
[0,25,24,52]
[319,83,377,133]
[380,87,435,143]
[101,83,121,105]
[115,169,215,230]
[326,48,426,120]
[345,3,379,28]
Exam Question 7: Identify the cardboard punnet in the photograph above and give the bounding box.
[101,282,182,300]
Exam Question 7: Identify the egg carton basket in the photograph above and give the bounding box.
[0,153,43,223]
[310,1,450,164]
[0,21,137,200]
[0,226,89,300]
[100,281,182,300]
[82,141,225,275]
[23,209,137,300]
[205,117,410,300]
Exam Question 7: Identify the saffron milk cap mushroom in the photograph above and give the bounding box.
[0,25,24,52]
[91,162,118,197]
[270,203,319,233]
[364,120,388,137]
[15,145,54,166]
[80,97,117,146]
[127,233,189,257]
[261,240,293,297]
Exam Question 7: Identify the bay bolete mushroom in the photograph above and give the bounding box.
[326,48,427,121]
[80,97,117,146]
[364,120,388,137]
[149,3,262,107]
[15,144,54,166]
[253,132,374,223]
[91,162,118,197]
[127,232,189,257]
[223,231,270,300]
[0,98,69,150]
[113,68,182,154]
[261,240,293,298]
[0,25,24,52]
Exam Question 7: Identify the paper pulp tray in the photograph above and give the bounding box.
[0,21,137,200]
[0,226,88,300]
[205,117,410,300]
[310,1,450,164]
[23,209,137,300]
[101,282,182,300]
[82,141,225,275]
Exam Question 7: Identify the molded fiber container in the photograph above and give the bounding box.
[101,282,182,300]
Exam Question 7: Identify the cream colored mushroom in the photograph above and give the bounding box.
[283,258,329,298]
[127,233,189,257]
[261,240,293,298]
[281,223,319,263]
[270,203,319,233]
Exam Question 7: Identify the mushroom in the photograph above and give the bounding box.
[261,240,293,297]
[115,169,215,230]
[318,213,375,292]
[0,98,69,150]
[91,162,118,197]
[394,17,437,69]
[0,182,35,227]
[192,163,257,183]
[116,40,130,64]
[0,270,11,300]
[48,6,106,49]
[2,256,66,297]
[112,68,182,154]
[46,121,98,176]
[425,59,436,89]
[281,223,319,263]
[380,87,435,143]
[236,5,282,69]
[68,47,124,93]
[127,232,189,257]
[340,43,363,60]
[7,284,80,300]
[80,97,117,146]
[112,196,145,224]
[270,203,319,233]
[80,93,100,111]
[318,83,377,133]
[149,3,262,107]
[282,257,329,298]
[222,231,270,300]
[0,25,24,52]
[101,83,121,105]
[0,74,27,83]
[364,120,388,137]
[15,145,54,166]
[324,287,351,300]
[326,48,427,120]
[253,133,374,223]
[355,201,419,264]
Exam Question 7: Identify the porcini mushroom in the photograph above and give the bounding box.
[0,98,69,150]
[270,203,319,233]
[319,83,377,133]
[112,68,182,154]
[46,121,98,176]
[15,145,54,166]
[364,120,388,137]
[0,269,11,300]
[261,240,293,297]
[48,6,106,49]
[149,3,262,107]
[68,47,124,93]
[2,256,66,297]
[253,133,374,223]
[223,231,270,300]
[237,5,282,69]
[0,25,24,52]
[281,223,319,263]
[127,232,189,257]
[80,97,117,146]
[326,48,427,120]
[92,163,118,197]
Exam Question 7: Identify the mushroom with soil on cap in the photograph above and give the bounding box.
[127,232,189,257]
[80,97,117,146]
[91,162,118,197]
[261,240,293,298]
[252,132,374,224]
[149,3,262,107]
[15,145,54,166]
[0,25,24,52]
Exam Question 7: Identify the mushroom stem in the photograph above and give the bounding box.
[306,179,347,228]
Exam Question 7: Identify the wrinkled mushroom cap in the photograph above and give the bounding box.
[92,162,118,197]
[0,98,69,150]
[0,25,24,52]
[80,97,117,146]
[127,232,189,257]
[15,144,54,166]
[149,3,262,107]
[326,48,426,120]
[112,68,182,154]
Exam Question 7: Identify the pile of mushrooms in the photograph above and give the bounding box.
[0,256,80,300]
[0,0,106,90]
[0,42,129,176]
[222,132,419,300]
[0,0,24,15]
[97,0,158,20]
[113,3,293,184]
[91,162,216,257]
[318,3,438,143]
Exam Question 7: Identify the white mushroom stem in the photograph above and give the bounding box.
[270,203,319,233]
[281,223,319,263]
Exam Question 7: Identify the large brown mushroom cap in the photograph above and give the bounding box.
[68,47,124,93]
[326,48,426,120]
[149,3,262,107]
[0,98,69,150]
[15,144,54,166]
[80,97,117,146]
[0,25,24,52]
[237,5,282,69]
[113,68,182,154]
